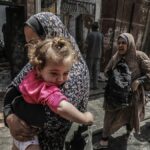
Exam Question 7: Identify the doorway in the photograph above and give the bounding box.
[0,5,26,91]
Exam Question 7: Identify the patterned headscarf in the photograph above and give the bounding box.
[34,12,70,38]
[12,12,83,86]
[25,12,79,53]
[25,15,45,38]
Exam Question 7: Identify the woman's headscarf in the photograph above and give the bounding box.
[12,12,84,86]
[112,33,137,68]
[105,33,138,76]
[25,15,45,38]
[25,12,79,53]
[118,33,136,58]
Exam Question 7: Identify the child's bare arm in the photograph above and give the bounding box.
[56,100,94,125]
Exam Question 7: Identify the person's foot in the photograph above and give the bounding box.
[93,140,108,149]
[127,133,147,145]
[134,132,145,142]
[124,130,132,140]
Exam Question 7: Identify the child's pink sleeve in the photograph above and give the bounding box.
[19,70,68,112]
[39,86,68,112]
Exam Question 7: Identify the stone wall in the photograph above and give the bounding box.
[26,0,35,18]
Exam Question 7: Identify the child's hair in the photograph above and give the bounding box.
[27,37,78,70]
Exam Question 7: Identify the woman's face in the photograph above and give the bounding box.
[24,26,41,43]
[117,37,128,55]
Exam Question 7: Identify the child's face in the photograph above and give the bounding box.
[37,62,71,86]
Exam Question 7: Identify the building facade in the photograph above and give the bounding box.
[100,0,150,70]
[0,0,149,90]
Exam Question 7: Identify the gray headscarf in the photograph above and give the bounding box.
[25,15,45,38]
[12,12,83,86]
[25,12,79,52]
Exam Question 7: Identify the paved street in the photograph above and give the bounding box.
[1,81,150,149]
[66,95,150,150]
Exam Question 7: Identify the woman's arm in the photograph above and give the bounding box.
[3,86,21,126]
[6,113,35,141]
[3,86,36,141]
[4,63,33,123]
[136,51,150,91]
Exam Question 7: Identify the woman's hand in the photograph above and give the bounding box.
[6,114,36,141]
[131,80,140,92]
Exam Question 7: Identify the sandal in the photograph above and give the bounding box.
[124,130,134,140]
[124,131,131,139]
[93,142,108,149]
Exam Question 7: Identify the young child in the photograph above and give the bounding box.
[12,37,94,150]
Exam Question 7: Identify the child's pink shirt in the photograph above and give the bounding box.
[19,70,68,112]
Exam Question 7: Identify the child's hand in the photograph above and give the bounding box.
[84,112,94,125]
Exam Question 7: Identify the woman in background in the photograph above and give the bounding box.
[94,33,150,149]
